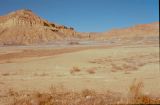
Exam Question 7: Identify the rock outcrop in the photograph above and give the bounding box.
[0,9,76,45]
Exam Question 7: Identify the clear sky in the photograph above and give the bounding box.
[0,0,159,32]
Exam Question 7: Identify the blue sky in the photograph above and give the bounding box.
[0,0,159,32]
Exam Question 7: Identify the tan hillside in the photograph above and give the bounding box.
[0,9,76,45]
[101,22,159,39]
[76,22,159,41]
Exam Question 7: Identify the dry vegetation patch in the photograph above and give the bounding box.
[128,79,160,104]
[1,73,10,76]
[68,41,80,45]
[86,67,96,74]
[89,53,159,73]
[1,72,19,76]
[6,79,160,105]
[33,72,49,77]
[70,66,81,75]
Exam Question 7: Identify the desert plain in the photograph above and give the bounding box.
[0,40,159,104]
[0,9,159,105]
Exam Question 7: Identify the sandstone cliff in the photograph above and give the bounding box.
[0,9,76,45]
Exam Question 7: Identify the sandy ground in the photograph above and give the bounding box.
[0,44,159,104]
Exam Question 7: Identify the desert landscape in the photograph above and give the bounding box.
[0,6,159,105]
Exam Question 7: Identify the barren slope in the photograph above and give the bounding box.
[0,9,76,45]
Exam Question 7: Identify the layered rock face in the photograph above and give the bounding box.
[0,9,76,45]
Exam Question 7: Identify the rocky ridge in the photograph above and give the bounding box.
[0,9,76,45]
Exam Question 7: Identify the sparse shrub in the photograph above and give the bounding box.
[8,79,160,105]
[86,68,96,74]
[128,79,144,104]
[68,41,79,45]
[111,63,123,71]
[111,68,117,72]
[124,70,131,74]
[34,72,49,76]
[123,64,138,71]
[70,66,81,74]
[5,60,12,63]
[1,72,10,76]
[127,79,160,104]
[137,62,145,67]
[81,89,95,97]
[8,88,19,96]
[88,60,97,63]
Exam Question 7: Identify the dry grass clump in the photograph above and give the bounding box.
[88,60,97,63]
[111,63,123,71]
[10,89,122,105]
[68,41,80,45]
[127,79,160,104]
[1,72,10,76]
[86,68,96,74]
[89,59,105,64]
[124,70,131,74]
[89,53,159,73]
[9,80,160,105]
[34,72,49,76]
[1,72,19,76]
[5,60,13,63]
[111,63,139,73]
[123,64,138,70]
[128,79,144,103]
[8,88,19,96]
[81,89,96,97]
[70,66,81,75]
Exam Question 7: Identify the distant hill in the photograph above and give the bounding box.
[102,22,159,39]
[76,22,159,41]
[0,9,159,45]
